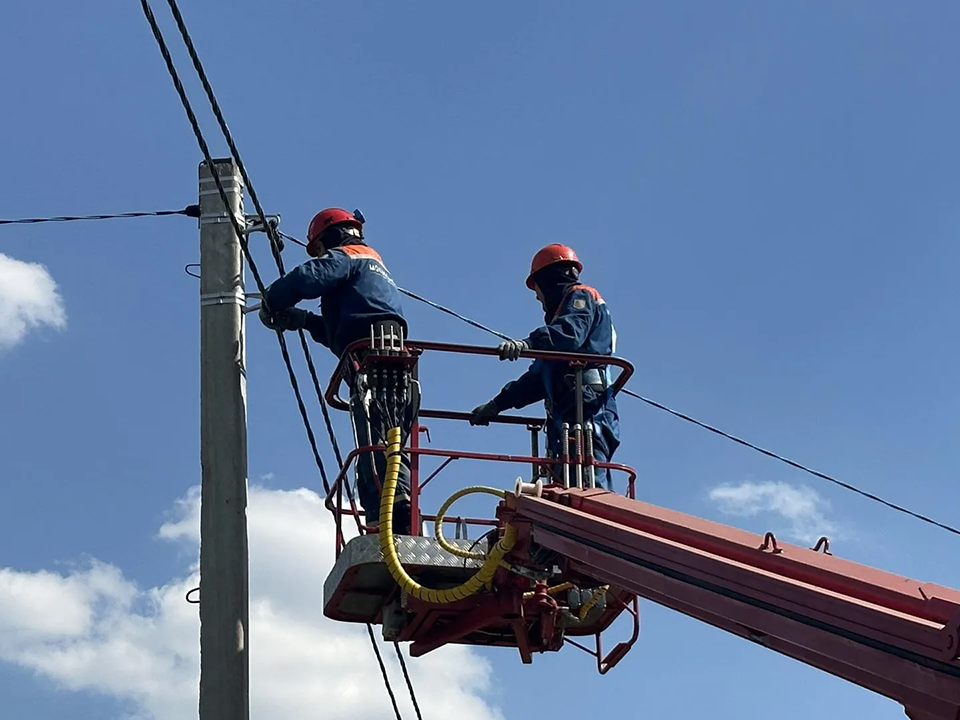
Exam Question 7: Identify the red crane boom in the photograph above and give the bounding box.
[321,339,960,720]
[513,487,960,720]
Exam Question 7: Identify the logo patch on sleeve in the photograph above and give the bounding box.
[572,298,586,309]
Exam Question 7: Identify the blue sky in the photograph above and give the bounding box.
[2,1,959,718]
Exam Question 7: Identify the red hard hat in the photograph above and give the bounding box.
[525,244,583,290]
[306,208,363,257]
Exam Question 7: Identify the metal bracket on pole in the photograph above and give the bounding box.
[200,289,247,308]
[199,210,245,227]
[243,214,284,252]
[243,213,280,236]
[241,292,263,315]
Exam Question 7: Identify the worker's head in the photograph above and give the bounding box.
[306,208,364,258]
[526,244,582,311]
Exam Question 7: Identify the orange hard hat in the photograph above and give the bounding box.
[306,208,364,257]
[526,244,583,290]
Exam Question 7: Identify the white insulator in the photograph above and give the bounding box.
[514,477,544,498]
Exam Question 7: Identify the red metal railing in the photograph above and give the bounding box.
[324,442,638,556]
[324,339,635,416]
[322,340,638,556]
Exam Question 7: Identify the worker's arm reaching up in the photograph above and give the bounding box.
[263,251,350,307]
[260,249,354,347]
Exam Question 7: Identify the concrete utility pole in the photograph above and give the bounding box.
[198,158,250,720]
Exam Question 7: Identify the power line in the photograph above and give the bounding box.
[140,0,333,499]
[279,230,307,248]
[622,390,960,537]
[159,0,373,554]
[140,1,417,715]
[160,0,422,700]
[368,625,404,718]
[0,205,200,226]
[396,289,960,538]
[399,287,513,341]
[394,643,424,720]
[182,224,960,539]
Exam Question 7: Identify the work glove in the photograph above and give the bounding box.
[258,303,283,330]
[497,339,529,361]
[259,305,309,332]
[469,400,500,426]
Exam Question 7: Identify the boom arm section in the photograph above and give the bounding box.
[514,488,960,720]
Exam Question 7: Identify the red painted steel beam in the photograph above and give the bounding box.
[557,490,960,629]
[514,491,960,717]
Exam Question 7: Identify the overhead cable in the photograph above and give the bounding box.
[140,1,415,714]
[0,205,200,226]
[396,288,960,538]
[138,0,333,495]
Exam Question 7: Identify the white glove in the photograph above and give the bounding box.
[497,339,529,361]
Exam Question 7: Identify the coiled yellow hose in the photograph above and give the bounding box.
[434,486,506,560]
[379,427,517,604]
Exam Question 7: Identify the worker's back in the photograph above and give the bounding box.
[316,243,406,357]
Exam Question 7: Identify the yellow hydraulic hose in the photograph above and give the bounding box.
[434,486,506,560]
[522,581,575,600]
[379,427,517,604]
[578,585,610,620]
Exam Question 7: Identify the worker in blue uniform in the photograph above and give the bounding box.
[469,244,621,489]
[258,207,412,533]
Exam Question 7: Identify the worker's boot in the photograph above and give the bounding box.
[366,500,411,535]
[392,499,411,535]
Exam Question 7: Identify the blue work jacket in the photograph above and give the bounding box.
[493,284,621,458]
[263,242,406,358]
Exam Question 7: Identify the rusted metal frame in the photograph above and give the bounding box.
[324,443,636,556]
[323,338,635,414]
[528,424,540,482]
[407,339,635,392]
[420,515,499,528]
[418,456,457,491]
[512,617,534,664]
[564,637,597,657]
[555,491,960,627]
[327,446,369,557]
[564,597,639,675]
[324,446,636,511]
[595,595,641,674]
[410,419,421,534]
[414,408,545,427]
[325,445,379,553]
[533,515,960,688]
[537,523,960,712]
[522,497,960,660]
[328,507,497,534]
[560,540,960,717]
[408,594,530,658]
[395,603,449,643]
[325,577,390,624]
[412,446,636,490]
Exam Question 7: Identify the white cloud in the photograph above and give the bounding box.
[0,253,66,350]
[708,481,839,545]
[0,486,504,720]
